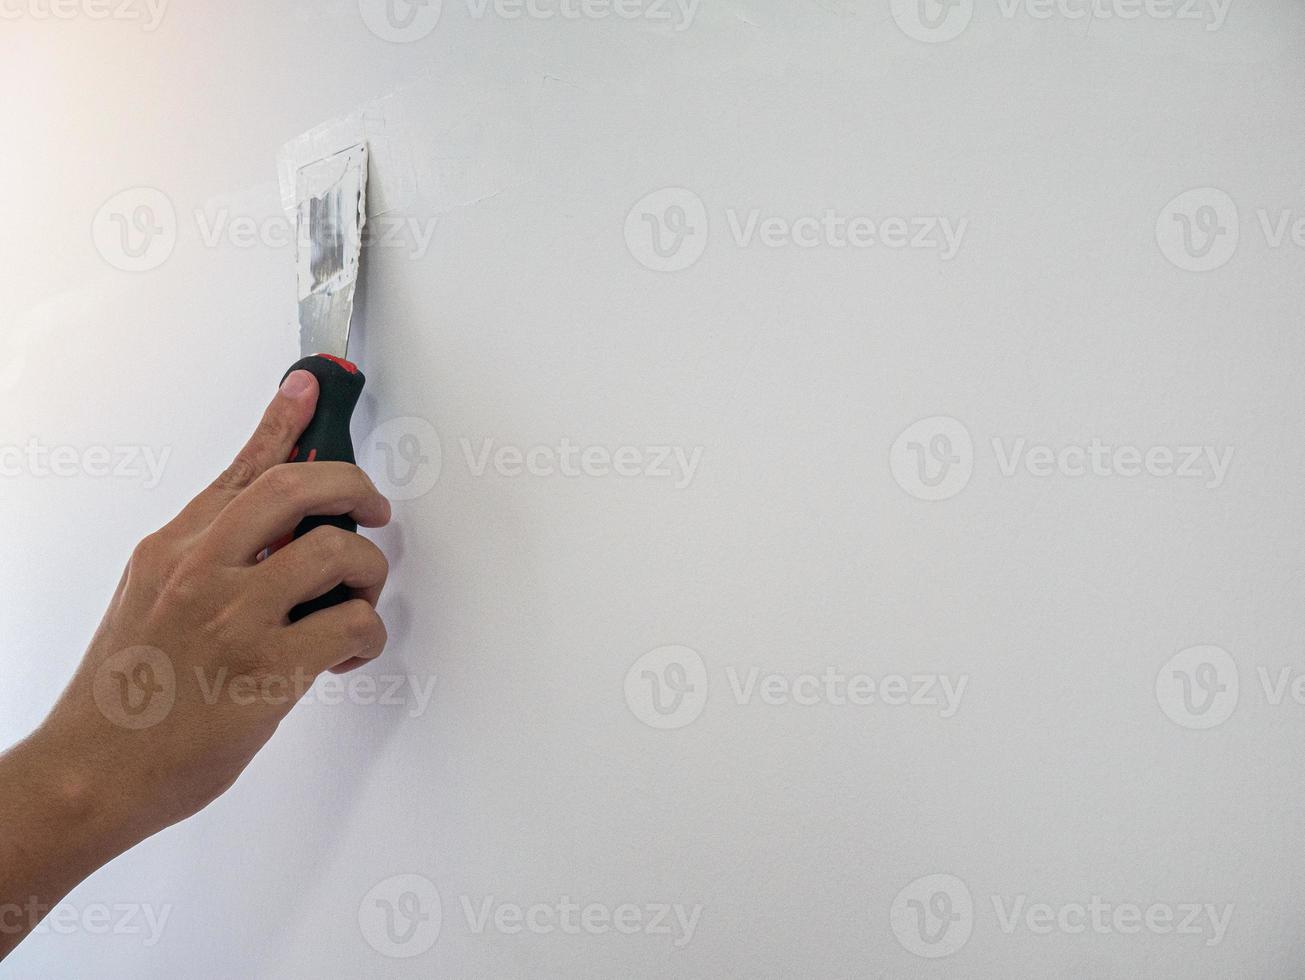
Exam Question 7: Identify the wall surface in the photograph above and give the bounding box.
[3,1,1305,976]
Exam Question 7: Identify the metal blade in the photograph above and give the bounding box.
[295,142,368,359]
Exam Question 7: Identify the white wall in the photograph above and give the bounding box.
[3,1,1305,975]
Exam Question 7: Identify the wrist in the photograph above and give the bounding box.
[7,726,146,868]
[0,728,149,961]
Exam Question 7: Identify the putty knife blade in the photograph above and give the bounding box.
[295,142,368,359]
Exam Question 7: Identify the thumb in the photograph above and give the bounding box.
[176,370,321,531]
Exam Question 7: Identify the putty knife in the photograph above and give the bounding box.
[282,141,369,621]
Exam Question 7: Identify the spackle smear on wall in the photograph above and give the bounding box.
[277,69,551,219]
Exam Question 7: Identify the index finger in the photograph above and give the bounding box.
[206,461,390,564]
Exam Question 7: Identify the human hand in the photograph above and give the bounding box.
[36,369,391,845]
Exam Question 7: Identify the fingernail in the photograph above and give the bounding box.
[280,370,313,398]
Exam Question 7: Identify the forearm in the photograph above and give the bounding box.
[0,728,142,961]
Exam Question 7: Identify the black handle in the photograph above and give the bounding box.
[280,353,366,621]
